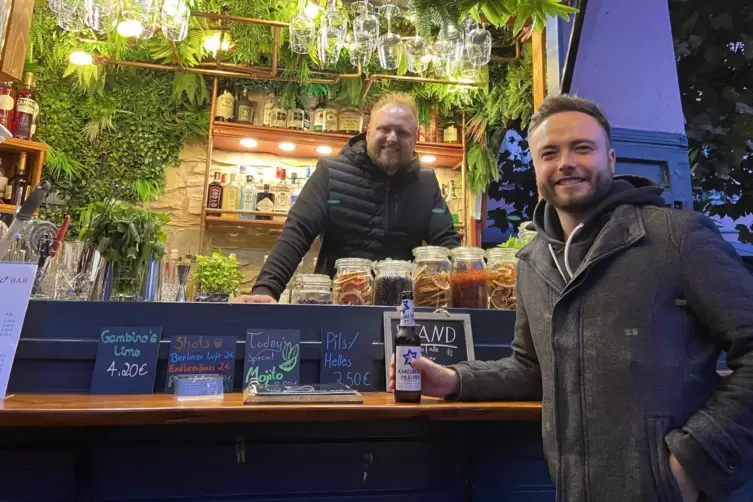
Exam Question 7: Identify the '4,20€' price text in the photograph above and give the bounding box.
[107,361,148,377]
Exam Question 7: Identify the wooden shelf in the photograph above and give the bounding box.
[0,203,17,215]
[0,137,48,154]
[205,215,285,229]
[212,122,464,169]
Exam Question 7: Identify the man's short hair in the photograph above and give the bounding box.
[528,94,612,146]
[370,92,418,121]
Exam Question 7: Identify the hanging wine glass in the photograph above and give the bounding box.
[56,0,87,32]
[289,7,316,54]
[352,0,378,53]
[161,0,189,42]
[467,23,492,66]
[377,3,401,70]
[432,28,455,78]
[118,0,157,39]
[405,34,429,74]
[322,0,348,50]
[317,23,341,65]
[85,0,118,33]
[346,32,371,67]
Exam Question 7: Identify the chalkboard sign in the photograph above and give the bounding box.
[91,326,162,395]
[383,311,474,384]
[165,335,236,392]
[243,329,301,387]
[320,327,376,391]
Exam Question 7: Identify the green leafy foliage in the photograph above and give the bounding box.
[195,250,243,295]
[499,236,521,248]
[670,0,753,243]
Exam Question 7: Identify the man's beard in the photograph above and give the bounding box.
[367,142,406,171]
[538,169,613,213]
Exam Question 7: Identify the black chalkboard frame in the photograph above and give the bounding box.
[382,311,475,385]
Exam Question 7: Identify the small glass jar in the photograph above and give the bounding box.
[486,248,517,310]
[293,274,332,304]
[333,257,373,305]
[449,246,488,309]
[518,221,537,247]
[374,259,413,306]
[412,246,452,308]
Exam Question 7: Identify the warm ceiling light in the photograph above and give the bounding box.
[203,32,232,55]
[315,145,333,155]
[421,155,437,164]
[69,50,93,66]
[304,1,322,19]
[117,19,143,38]
[239,138,258,148]
[278,142,296,152]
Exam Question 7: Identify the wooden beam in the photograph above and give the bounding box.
[531,29,547,110]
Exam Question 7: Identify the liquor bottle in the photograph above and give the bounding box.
[338,106,363,135]
[214,84,235,122]
[239,175,257,220]
[361,111,370,133]
[443,121,460,144]
[262,92,276,127]
[394,291,422,403]
[221,173,241,218]
[273,100,288,129]
[446,179,461,225]
[323,92,339,132]
[0,81,16,131]
[206,172,223,209]
[289,172,301,206]
[0,159,7,203]
[6,153,29,206]
[286,100,305,130]
[255,184,275,220]
[235,88,254,124]
[270,170,291,220]
[12,73,38,140]
[313,97,325,132]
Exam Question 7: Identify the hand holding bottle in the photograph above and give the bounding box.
[388,354,460,398]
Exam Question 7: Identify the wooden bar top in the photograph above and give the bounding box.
[0,393,541,428]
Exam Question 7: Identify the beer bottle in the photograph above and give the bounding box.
[394,291,422,403]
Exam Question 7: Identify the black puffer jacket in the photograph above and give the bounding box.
[252,133,461,299]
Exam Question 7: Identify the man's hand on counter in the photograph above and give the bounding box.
[231,294,278,304]
[388,354,460,398]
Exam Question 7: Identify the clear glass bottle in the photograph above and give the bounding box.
[313,97,326,132]
[286,99,306,130]
[273,99,288,128]
[0,81,15,131]
[486,247,517,310]
[262,92,277,127]
[239,174,257,220]
[221,173,241,218]
[443,121,460,144]
[412,246,452,308]
[333,257,373,305]
[323,91,339,132]
[289,173,302,206]
[293,274,332,304]
[446,179,462,225]
[449,246,487,309]
[374,259,413,306]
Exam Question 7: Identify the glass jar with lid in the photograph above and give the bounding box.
[333,257,373,305]
[374,259,413,306]
[412,246,452,308]
[292,274,332,304]
[486,248,517,310]
[449,246,488,309]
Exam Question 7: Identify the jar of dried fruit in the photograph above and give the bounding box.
[374,259,413,306]
[412,246,452,308]
[293,274,332,305]
[449,246,488,309]
[486,248,517,310]
[333,258,374,305]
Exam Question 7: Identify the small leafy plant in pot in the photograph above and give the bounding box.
[194,250,242,302]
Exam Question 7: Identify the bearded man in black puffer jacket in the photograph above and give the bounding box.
[235,92,461,303]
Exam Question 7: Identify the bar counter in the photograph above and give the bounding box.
[0,392,542,427]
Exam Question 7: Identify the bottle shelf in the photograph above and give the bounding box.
[0,137,48,154]
[212,122,464,169]
[0,203,17,215]
[205,215,285,229]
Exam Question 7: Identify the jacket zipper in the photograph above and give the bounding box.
[384,179,391,231]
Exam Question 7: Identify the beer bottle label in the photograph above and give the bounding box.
[395,345,422,392]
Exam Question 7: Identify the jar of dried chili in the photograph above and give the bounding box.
[449,246,488,309]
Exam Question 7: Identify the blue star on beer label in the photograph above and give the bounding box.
[402,349,418,366]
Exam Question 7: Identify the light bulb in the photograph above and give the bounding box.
[315,145,333,155]
[203,32,232,55]
[69,50,93,65]
[240,138,258,148]
[278,142,296,152]
[420,155,437,164]
[117,19,143,38]
[304,1,322,19]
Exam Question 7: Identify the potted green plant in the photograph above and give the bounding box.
[79,200,169,300]
[194,250,242,302]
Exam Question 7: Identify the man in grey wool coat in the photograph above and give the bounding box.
[390,94,753,501]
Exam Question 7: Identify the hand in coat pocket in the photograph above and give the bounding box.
[670,454,700,502]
